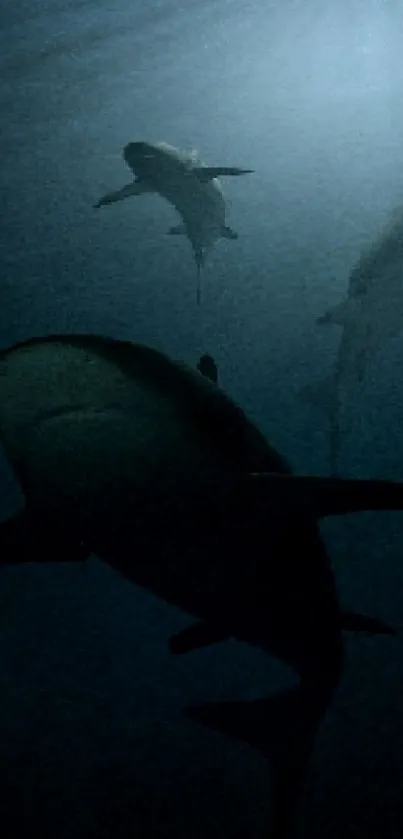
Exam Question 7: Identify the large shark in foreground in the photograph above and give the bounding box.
[1,333,403,838]
[298,205,403,474]
[94,141,253,304]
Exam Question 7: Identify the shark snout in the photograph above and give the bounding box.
[123,141,153,162]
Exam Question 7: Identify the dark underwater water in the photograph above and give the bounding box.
[1,1,403,836]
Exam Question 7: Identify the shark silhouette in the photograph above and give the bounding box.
[94,141,253,304]
[298,205,403,474]
[0,333,402,839]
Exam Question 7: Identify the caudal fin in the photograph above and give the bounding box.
[194,249,204,305]
[186,690,318,838]
[197,267,201,306]
[186,691,307,757]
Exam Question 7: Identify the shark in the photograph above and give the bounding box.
[298,204,403,474]
[1,332,403,838]
[94,141,254,304]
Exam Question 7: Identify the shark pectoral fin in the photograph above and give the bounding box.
[93,180,153,208]
[193,166,254,182]
[169,620,229,654]
[249,472,403,518]
[317,300,349,326]
[221,225,238,240]
[341,610,396,635]
[167,224,186,235]
[186,690,317,837]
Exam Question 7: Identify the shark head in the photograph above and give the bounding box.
[123,140,156,157]
[123,141,181,181]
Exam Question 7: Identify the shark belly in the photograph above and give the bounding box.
[150,167,226,249]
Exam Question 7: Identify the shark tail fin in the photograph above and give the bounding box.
[195,249,204,305]
[186,689,318,838]
[197,265,201,306]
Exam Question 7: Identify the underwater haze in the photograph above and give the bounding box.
[1,1,403,837]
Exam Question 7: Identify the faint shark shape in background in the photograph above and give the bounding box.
[0,333,402,838]
[94,140,254,305]
[298,205,403,474]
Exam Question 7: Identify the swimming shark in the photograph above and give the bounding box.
[298,205,403,474]
[94,141,254,304]
[0,333,402,838]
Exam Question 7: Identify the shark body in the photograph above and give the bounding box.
[299,205,403,473]
[94,141,253,304]
[0,333,402,838]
